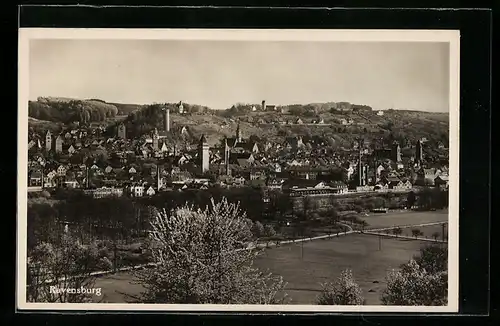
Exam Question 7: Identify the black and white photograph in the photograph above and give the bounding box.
[17,29,459,312]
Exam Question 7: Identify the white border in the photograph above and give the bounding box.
[17,28,460,313]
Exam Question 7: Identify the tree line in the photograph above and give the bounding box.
[29,98,118,124]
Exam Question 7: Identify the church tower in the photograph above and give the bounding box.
[199,134,209,174]
[357,137,365,186]
[224,138,231,176]
[163,108,170,132]
[236,122,242,143]
[117,123,126,139]
[152,128,159,151]
[45,130,52,152]
[415,139,423,163]
[391,141,401,163]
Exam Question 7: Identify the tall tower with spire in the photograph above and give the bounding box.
[157,164,163,191]
[224,138,231,176]
[236,122,242,143]
[45,130,52,152]
[357,137,365,186]
[415,139,423,163]
[391,141,401,163]
[199,134,209,174]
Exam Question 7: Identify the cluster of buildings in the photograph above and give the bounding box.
[27,101,449,206]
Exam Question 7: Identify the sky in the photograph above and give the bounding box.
[29,39,450,112]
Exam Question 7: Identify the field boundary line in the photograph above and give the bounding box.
[363,231,448,243]
[366,221,448,232]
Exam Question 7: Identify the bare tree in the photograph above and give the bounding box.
[27,234,112,303]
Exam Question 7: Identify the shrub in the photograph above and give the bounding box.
[317,269,364,305]
[381,260,447,306]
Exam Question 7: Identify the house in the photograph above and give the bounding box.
[129,185,145,197]
[434,175,449,188]
[266,178,284,190]
[416,167,440,186]
[67,145,76,155]
[57,165,67,176]
[296,118,303,124]
[373,182,389,191]
[330,181,349,194]
[85,187,124,199]
[128,167,137,174]
[146,186,156,196]
[377,110,384,116]
[28,170,43,187]
[105,166,113,174]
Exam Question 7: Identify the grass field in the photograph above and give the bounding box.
[92,234,440,305]
[361,209,448,229]
[253,234,437,305]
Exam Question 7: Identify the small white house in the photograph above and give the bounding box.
[146,186,156,196]
[377,110,384,116]
[129,185,144,197]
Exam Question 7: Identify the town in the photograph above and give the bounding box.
[25,98,450,306]
[27,99,449,213]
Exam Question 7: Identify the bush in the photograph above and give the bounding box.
[381,260,447,306]
[317,269,364,305]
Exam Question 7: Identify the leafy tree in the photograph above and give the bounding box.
[316,269,364,305]
[252,221,265,239]
[431,232,440,241]
[263,224,276,238]
[392,227,403,238]
[263,224,277,246]
[407,191,416,208]
[134,198,288,304]
[381,260,447,306]
[411,228,423,239]
[413,244,448,275]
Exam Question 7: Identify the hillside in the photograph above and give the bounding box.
[28,97,119,124]
[27,97,449,149]
[119,103,449,148]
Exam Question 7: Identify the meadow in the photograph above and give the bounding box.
[91,233,444,305]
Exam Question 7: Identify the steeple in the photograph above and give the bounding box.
[199,134,209,173]
[152,128,159,151]
[224,138,230,175]
[236,122,242,143]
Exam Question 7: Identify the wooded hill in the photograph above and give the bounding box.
[28,97,449,150]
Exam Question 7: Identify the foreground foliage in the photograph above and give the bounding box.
[27,234,112,303]
[316,269,364,305]
[134,197,288,304]
[381,244,448,306]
